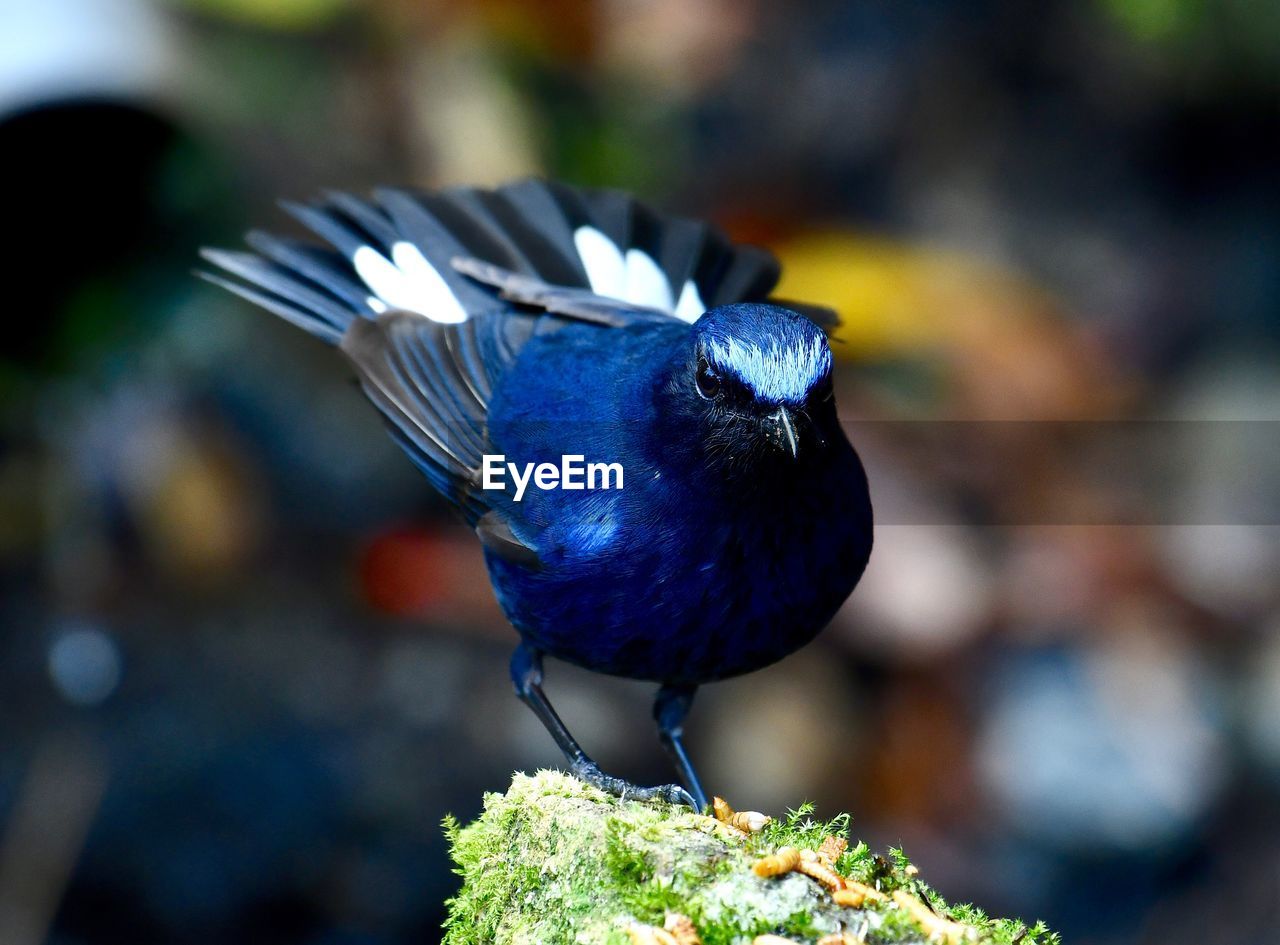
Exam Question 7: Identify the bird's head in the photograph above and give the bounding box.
[660,303,840,478]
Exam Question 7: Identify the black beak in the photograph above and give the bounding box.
[763,406,800,459]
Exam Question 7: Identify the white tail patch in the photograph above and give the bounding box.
[352,241,468,323]
[573,226,628,299]
[574,225,703,319]
[673,279,705,323]
[355,225,706,324]
[623,248,673,311]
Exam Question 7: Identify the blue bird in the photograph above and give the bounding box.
[201,180,873,810]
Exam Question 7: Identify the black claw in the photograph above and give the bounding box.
[569,760,699,811]
[662,785,701,811]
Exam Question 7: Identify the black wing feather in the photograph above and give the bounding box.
[578,187,635,253]
[322,191,400,250]
[471,187,588,286]
[476,511,541,569]
[710,246,781,308]
[446,316,495,405]
[341,313,494,519]
[244,231,371,311]
[197,270,345,344]
[280,200,373,259]
[198,249,353,334]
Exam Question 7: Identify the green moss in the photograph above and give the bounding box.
[443,771,1058,945]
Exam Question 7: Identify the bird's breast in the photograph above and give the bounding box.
[486,449,872,684]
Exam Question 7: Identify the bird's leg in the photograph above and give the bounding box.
[509,644,698,810]
[653,683,709,813]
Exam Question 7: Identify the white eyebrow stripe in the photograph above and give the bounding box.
[707,335,831,402]
[673,279,704,322]
[573,226,628,299]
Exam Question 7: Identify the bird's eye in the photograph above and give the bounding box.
[695,356,721,399]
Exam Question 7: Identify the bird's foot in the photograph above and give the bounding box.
[569,759,700,811]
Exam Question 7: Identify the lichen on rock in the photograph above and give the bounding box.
[443,771,1057,945]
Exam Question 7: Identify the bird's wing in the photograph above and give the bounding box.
[338,309,542,524]
[197,179,828,529]
[475,511,542,570]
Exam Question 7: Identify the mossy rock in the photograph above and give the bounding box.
[443,771,1056,945]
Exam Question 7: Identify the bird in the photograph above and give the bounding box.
[200,179,873,811]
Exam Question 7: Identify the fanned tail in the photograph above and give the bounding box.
[198,178,806,346]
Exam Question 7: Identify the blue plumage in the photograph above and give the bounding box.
[201,179,872,809]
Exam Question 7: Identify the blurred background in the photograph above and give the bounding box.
[2,0,1279,942]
